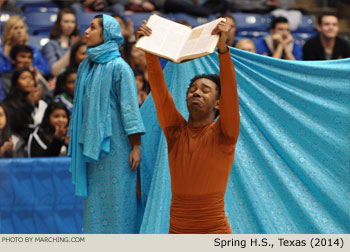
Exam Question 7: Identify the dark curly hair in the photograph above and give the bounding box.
[186,74,221,118]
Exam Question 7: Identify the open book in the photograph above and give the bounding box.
[135,14,226,63]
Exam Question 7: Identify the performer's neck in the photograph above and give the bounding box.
[188,113,215,128]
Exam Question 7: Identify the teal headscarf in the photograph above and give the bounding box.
[68,14,124,196]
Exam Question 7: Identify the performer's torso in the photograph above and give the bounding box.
[164,120,236,233]
[164,120,236,195]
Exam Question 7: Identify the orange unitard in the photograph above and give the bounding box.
[145,50,240,234]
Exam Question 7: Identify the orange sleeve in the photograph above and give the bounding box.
[218,49,240,141]
[145,53,185,130]
[129,133,141,146]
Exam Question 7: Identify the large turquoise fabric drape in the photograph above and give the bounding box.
[139,47,350,234]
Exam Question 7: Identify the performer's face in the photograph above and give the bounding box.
[84,18,104,47]
[186,78,219,118]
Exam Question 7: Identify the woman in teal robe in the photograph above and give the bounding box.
[68,14,145,233]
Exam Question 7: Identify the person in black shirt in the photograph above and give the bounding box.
[303,13,350,60]
[3,67,41,142]
[27,102,69,157]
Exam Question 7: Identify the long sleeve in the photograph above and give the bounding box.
[27,128,64,157]
[115,59,145,136]
[145,52,185,130]
[217,50,240,141]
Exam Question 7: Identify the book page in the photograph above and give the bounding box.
[136,15,192,60]
[178,18,225,59]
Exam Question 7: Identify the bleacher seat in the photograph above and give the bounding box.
[22,3,60,14]
[23,12,57,35]
[236,30,269,40]
[295,15,316,33]
[28,35,50,50]
[233,13,270,32]
[15,0,56,7]
[293,31,318,46]
[171,13,216,28]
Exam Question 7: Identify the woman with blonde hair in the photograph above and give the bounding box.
[42,8,81,76]
[235,38,257,53]
[0,16,50,76]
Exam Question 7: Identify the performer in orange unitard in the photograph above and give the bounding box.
[136,20,240,234]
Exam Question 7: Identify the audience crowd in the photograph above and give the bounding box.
[0,0,349,158]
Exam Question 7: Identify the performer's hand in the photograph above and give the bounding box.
[212,20,230,53]
[135,20,152,40]
[129,145,141,171]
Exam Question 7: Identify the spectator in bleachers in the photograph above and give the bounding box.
[27,102,69,157]
[0,45,54,103]
[0,102,13,158]
[255,16,302,60]
[124,42,148,81]
[113,14,136,44]
[3,67,47,143]
[68,41,87,71]
[54,68,76,115]
[163,0,229,16]
[134,69,149,106]
[0,0,22,14]
[42,8,81,76]
[235,38,257,53]
[302,13,350,60]
[0,16,50,76]
[70,0,125,15]
[221,14,236,47]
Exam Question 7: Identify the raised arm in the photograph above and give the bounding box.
[212,21,240,141]
[136,21,185,130]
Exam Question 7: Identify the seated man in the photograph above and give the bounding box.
[303,13,350,60]
[136,20,240,233]
[255,16,302,60]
